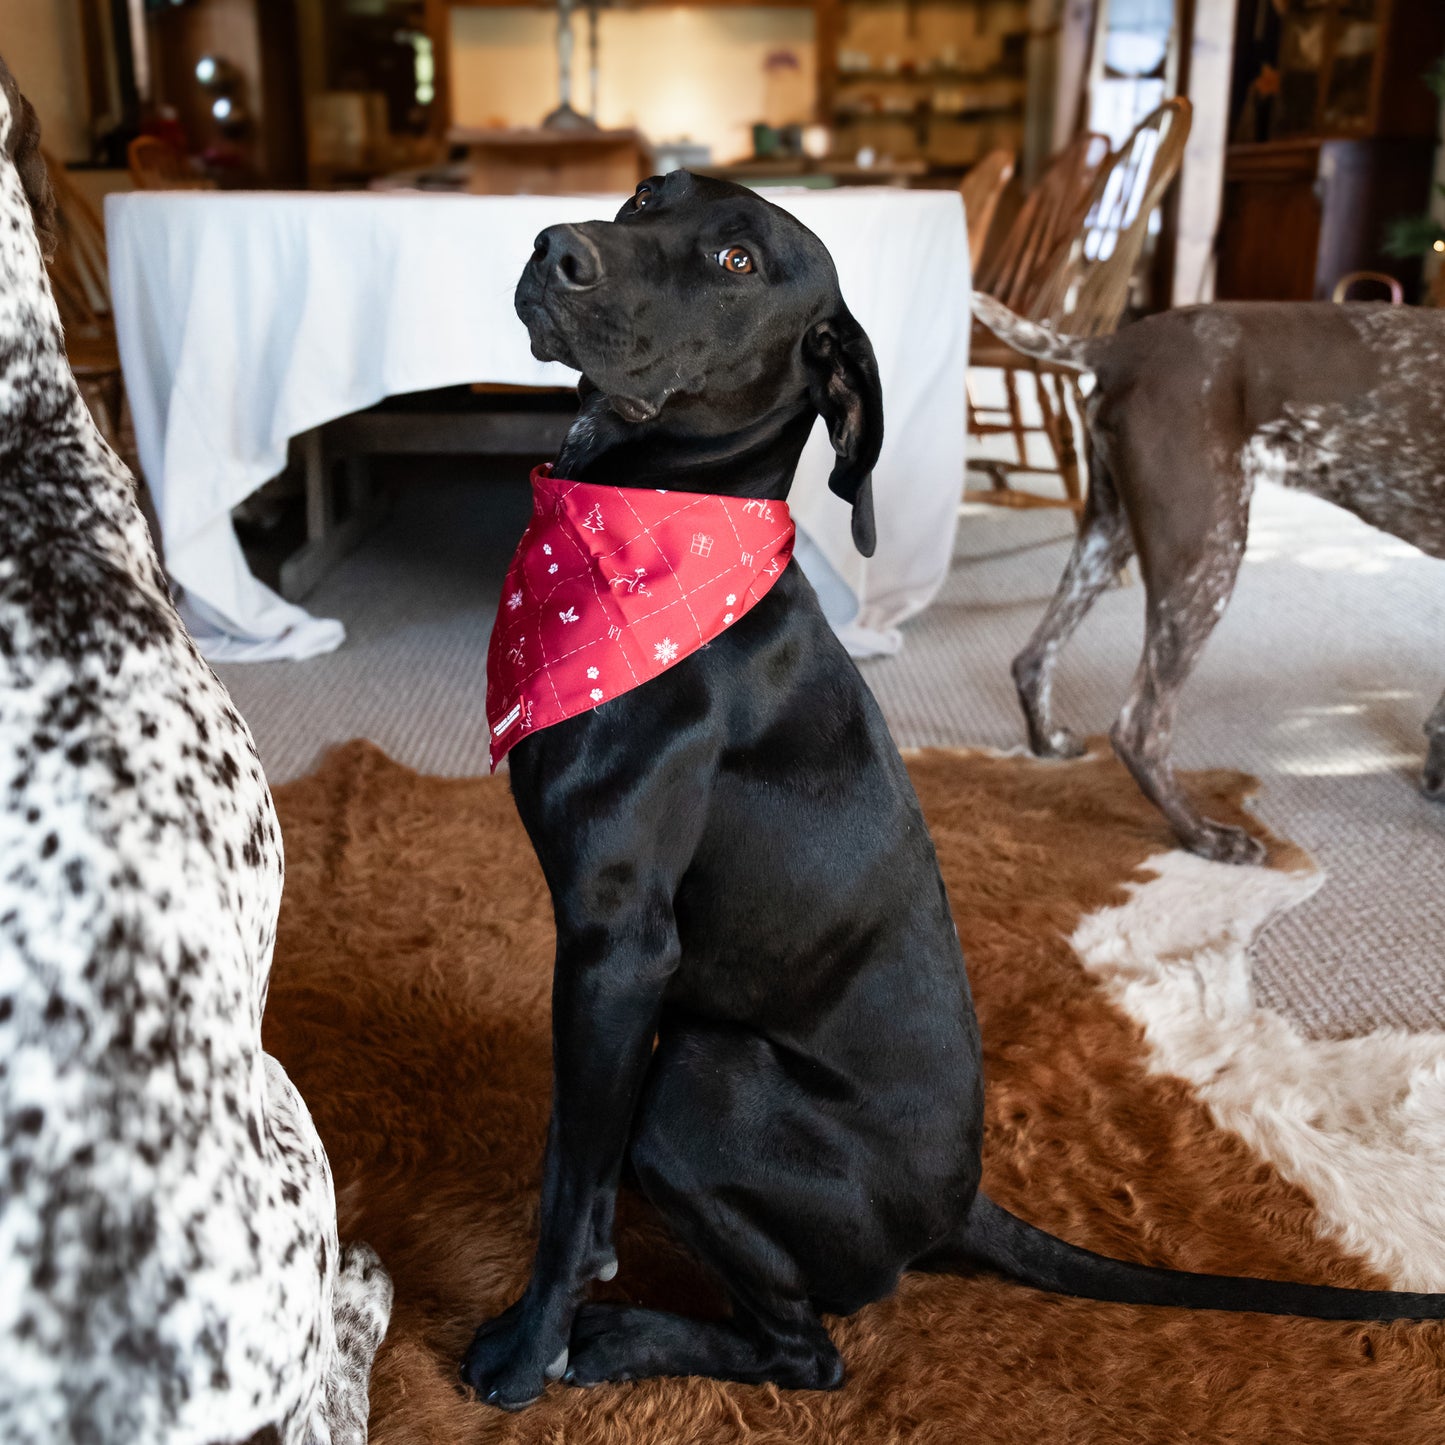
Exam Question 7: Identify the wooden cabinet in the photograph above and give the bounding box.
[1218,0,1445,301]
[1261,0,1443,141]
[1217,136,1437,300]
[146,0,307,186]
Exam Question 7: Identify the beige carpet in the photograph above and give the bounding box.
[217,458,1445,1040]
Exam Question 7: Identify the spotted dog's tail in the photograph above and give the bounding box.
[971,294,1098,371]
[926,1194,1445,1320]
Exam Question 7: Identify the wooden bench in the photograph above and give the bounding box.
[280,386,577,600]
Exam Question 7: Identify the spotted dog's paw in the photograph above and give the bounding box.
[1187,820,1267,867]
[1037,728,1088,761]
[334,1241,394,1359]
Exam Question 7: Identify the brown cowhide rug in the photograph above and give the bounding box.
[264,741,1445,1444]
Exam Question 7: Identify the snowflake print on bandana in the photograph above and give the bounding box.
[486,465,795,769]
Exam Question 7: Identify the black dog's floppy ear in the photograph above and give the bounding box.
[803,313,884,557]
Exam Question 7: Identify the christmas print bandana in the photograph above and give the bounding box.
[486,465,796,769]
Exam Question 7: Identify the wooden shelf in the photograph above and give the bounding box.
[834,103,1023,121]
[817,0,1030,169]
[836,66,1024,85]
[705,156,928,182]
[440,0,815,7]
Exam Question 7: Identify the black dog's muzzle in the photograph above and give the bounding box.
[530,225,604,292]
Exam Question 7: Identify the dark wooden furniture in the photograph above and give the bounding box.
[143,0,307,187]
[1218,0,1445,301]
[1217,136,1437,300]
[127,136,220,190]
[281,389,577,601]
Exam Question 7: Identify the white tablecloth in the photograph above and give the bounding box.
[106,188,969,662]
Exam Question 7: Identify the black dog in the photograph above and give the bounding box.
[460,171,1445,1411]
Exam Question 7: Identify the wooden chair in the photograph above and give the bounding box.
[127,135,217,191]
[958,149,1015,275]
[42,151,125,446]
[967,98,1192,510]
[973,130,1111,312]
[964,130,1109,503]
[1331,270,1404,304]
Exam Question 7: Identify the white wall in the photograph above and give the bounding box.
[450,6,816,165]
[0,0,91,160]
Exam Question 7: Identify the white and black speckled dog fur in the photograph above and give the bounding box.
[975,293,1445,866]
[0,59,392,1444]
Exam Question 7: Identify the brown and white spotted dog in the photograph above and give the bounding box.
[974,293,1445,865]
[0,59,392,1443]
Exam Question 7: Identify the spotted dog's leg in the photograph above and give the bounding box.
[1109,501,1265,866]
[1424,688,1445,800]
[264,1056,392,1445]
[1013,453,1135,758]
[310,1243,394,1445]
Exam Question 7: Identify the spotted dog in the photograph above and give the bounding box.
[975,294,1445,864]
[0,58,391,1444]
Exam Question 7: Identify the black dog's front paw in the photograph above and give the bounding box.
[460,1299,570,1411]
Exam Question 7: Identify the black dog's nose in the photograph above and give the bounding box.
[532,225,603,290]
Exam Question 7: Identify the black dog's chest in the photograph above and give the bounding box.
[510,576,973,1064]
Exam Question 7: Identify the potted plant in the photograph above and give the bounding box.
[1385,56,1445,305]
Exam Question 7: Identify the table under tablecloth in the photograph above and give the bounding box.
[106,187,969,662]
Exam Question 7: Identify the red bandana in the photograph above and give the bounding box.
[486,466,796,769]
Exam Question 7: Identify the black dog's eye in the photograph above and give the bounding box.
[632,185,654,210]
[717,246,754,275]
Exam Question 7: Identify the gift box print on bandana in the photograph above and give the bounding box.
[486,467,796,768]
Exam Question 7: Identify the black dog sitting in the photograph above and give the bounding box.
[460,171,1445,1411]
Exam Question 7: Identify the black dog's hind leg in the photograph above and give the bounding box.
[566,1126,843,1391]
[1424,687,1445,799]
[566,1262,841,1394]
[1013,452,1135,759]
[565,1024,912,1393]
